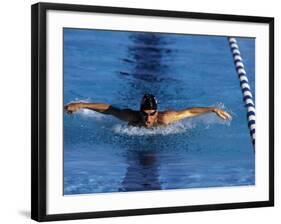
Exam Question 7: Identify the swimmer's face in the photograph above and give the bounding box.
[140,109,158,128]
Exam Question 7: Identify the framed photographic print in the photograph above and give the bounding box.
[31,2,274,222]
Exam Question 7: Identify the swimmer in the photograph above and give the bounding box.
[64,94,231,128]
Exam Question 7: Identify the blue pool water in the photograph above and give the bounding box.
[63,28,255,195]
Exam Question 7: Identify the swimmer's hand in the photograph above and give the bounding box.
[213,108,232,120]
[64,103,82,114]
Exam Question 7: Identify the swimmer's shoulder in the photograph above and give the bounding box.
[125,109,141,122]
[157,110,176,125]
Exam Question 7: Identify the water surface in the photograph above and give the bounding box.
[63,29,255,195]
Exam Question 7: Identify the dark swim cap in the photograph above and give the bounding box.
[140,94,158,111]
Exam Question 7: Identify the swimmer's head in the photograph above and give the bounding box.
[140,94,158,127]
[140,94,158,111]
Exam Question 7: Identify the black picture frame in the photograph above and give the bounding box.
[31,2,274,222]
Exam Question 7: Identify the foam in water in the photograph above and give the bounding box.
[77,109,105,120]
[112,121,195,136]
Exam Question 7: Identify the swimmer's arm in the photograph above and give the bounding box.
[159,107,231,124]
[64,102,138,122]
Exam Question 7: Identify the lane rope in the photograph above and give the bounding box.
[228,37,256,149]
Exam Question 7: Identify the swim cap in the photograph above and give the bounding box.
[140,94,158,111]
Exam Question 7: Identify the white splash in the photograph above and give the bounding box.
[77,109,105,120]
[112,121,195,136]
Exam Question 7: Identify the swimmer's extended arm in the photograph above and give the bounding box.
[159,107,231,124]
[64,102,138,122]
